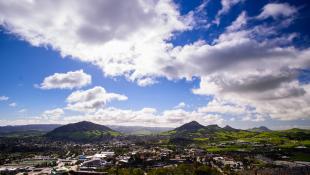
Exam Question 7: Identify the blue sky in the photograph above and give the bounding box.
[0,32,203,111]
[0,0,309,129]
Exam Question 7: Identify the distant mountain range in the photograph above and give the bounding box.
[0,123,173,136]
[162,121,310,146]
[1,121,309,143]
[108,125,173,135]
[166,121,274,136]
[247,126,271,132]
[0,124,61,133]
[223,125,239,131]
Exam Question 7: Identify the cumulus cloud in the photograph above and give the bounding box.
[60,106,224,127]
[0,1,309,123]
[9,102,17,107]
[0,96,9,101]
[66,86,128,112]
[39,70,91,89]
[0,105,225,127]
[18,108,27,113]
[42,108,64,120]
[177,10,309,121]
[0,0,191,85]
[257,3,297,20]
[198,99,246,115]
[174,102,186,109]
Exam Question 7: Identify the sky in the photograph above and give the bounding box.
[0,0,310,129]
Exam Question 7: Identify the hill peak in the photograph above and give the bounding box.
[46,121,119,141]
[223,125,238,131]
[206,124,220,128]
[176,121,205,132]
[204,124,223,132]
[188,121,202,126]
[55,121,113,132]
[75,120,96,125]
[248,126,271,132]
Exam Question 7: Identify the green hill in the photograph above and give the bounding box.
[163,121,235,138]
[247,126,271,132]
[161,121,310,149]
[46,121,121,142]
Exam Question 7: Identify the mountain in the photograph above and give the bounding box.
[165,122,310,146]
[223,125,239,132]
[46,121,121,142]
[108,125,173,135]
[248,126,271,132]
[0,124,61,133]
[163,121,226,138]
[175,121,205,132]
[204,124,224,132]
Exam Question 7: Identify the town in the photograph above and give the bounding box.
[0,121,309,175]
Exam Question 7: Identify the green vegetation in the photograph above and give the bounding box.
[161,121,310,154]
[45,121,122,141]
[130,130,153,135]
[47,130,120,141]
[106,168,144,175]
[0,130,46,138]
[200,144,252,153]
[103,164,220,175]
[290,152,310,162]
[161,130,176,136]
[147,164,220,175]
[193,138,209,142]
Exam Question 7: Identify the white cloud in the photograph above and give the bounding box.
[198,99,245,115]
[136,77,158,87]
[42,108,64,120]
[9,102,17,107]
[0,0,191,85]
[213,0,244,25]
[61,106,224,127]
[0,96,9,101]
[0,1,309,123]
[174,102,186,109]
[18,108,27,113]
[227,11,247,32]
[218,0,244,16]
[0,105,225,127]
[66,86,128,112]
[257,3,297,20]
[163,10,309,121]
[193,74,310,121]
[39,70,91,89]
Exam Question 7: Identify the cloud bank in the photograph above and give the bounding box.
[0,0,309,124]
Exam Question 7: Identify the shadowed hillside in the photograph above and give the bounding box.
[46,121,121,142]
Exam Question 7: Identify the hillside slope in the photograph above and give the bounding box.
[46,121,121,141]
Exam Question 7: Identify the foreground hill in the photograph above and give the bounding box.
[46,121,121,142]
